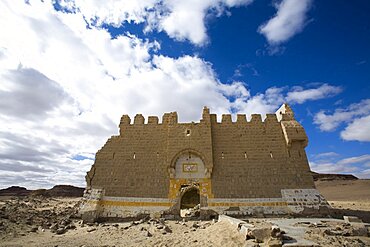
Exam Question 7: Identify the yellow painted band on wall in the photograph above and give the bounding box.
[86,200,287,207]
[208,201,288,207]
[87,200,173,207]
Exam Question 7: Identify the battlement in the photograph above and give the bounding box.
[119,104,295,129]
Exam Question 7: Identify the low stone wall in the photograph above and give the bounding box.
[207,197,290,216]
[281,189,331,214]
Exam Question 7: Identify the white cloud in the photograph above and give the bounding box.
[258,0,313,44]
[0,0,257,188]
[0,1,351,189]
[286,84,342,104]
[58,0,254,45]
[341,115,370,142]
[309,161,359,175]
[310,154,370,178]
[314,99,370,142]
[313,152,339,159]
[58,0,158,26]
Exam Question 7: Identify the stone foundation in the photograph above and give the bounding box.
[80,188,330,222]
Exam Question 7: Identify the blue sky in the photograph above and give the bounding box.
[0,0,369,189]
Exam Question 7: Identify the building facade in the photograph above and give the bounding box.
[80,104,329,221]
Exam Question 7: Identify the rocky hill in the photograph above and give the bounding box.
[0,185,84,197]
[0,186,31,196]
[311,171,358,181]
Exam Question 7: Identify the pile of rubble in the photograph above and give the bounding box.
[181,204,201,218]
[220,215,370,247]
[303,219,369,247]
[0,196,81,238]
[114,216,216,238]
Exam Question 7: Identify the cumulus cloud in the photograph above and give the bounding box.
[310,154,370,178]
[258,0,313,44]
[0,1,350,188]
[0,0,256,188]
[58,0,254,45]
[341,115,370,142]
[286,84,342,104]
[314,99,370,141]
[0,67,69,120]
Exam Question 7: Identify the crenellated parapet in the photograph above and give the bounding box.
[134,114,144,124]
[162,112,178,125]
[147,116,159,124]
[119,104,304,133]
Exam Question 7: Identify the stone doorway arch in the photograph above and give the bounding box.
[179,185,201,217]
[180,187,200,209]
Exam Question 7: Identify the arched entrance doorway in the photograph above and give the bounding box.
[180,187,200,217]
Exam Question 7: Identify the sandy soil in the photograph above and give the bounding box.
[315,179,370,201]
[315,179,370,212]
[1,210,245,247]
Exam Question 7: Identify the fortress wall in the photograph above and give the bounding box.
[81,105,327,222]
[90,117,170,198]
[87,106,314,201]
[88,111,214,199]
[210,113,315,199]
[165,122,213,171]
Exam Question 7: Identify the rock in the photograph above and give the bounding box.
[29,226,38,232]
[350,226,368,237]
[156,224,164,229]
[270,226,281,238]
[282,235,294,241]
[247,227,271,242]
[343,216,362,223]
[66,223,76,230]
[87,227,96,232]
[163,225,172,233]
[244,239,259,247]
[56,228,66,235]
[267,238,282,247]
[192,222,200,228]
[50,223,58,231]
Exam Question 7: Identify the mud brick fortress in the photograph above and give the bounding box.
[80,104,329,221]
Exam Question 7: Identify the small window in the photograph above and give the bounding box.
[156,152,159,158]
[298,151,302,158]
[244,152,248,159]
[133,152,136,159]
[221,152,224,159]
[270,151,273,159]
[186,129,191,136]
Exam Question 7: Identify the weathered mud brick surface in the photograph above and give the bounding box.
[80,104,329,222]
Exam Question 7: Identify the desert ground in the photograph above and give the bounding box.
[316,179,370,212]
[0,179,369,247]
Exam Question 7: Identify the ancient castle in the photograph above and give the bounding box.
[80,104,329,221]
